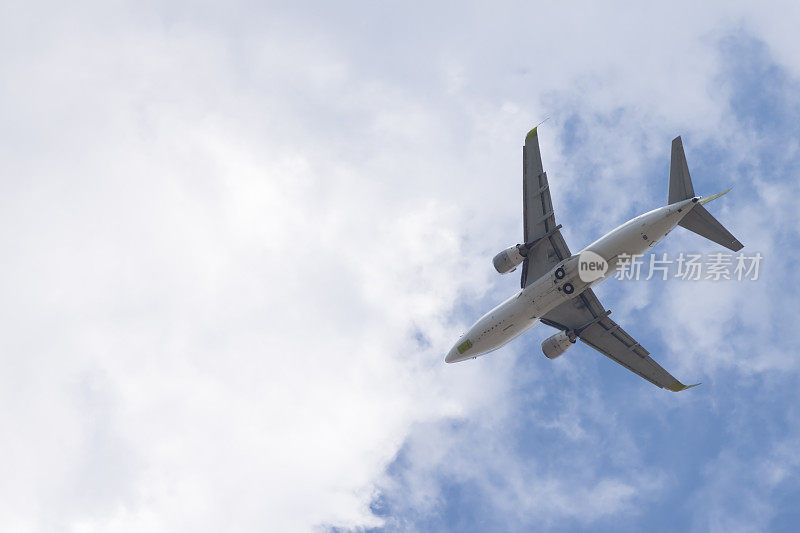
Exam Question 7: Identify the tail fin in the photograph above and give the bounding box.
[668,136,744,252]
[668,136,695,204]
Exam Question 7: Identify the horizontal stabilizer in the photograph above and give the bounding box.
[679,204,743,251]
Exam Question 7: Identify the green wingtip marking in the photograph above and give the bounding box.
[668,380,702,392]
[699,187,733,205]
[525,126,538,142]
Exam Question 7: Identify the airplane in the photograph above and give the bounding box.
[445,127,743,391]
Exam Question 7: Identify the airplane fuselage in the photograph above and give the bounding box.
[445,198,697,363]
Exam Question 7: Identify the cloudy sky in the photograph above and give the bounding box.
[1,1,799,531]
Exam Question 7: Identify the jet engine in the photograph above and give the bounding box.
[541,330,577,359]
[493,244,527,274]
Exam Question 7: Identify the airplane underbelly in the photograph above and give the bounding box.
[483,317,540,352]
[451,270,576,360]
[467,324,535,359]
[468,295,557,356]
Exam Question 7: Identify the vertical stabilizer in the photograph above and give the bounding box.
[668,136,695,204]
[668,136,743,251]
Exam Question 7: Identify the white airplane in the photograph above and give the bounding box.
[445,127,743,391]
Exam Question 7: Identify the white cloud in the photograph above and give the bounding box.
[0,8,484,531]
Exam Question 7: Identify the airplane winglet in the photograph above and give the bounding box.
[525,117,551,143]
[699,187,733,205]
[667,380,702,392]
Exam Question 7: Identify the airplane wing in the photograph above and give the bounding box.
[541,289,698,392]
[520,127,572,288]
[522,126,696,391]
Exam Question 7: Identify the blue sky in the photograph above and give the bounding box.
[366,27,800,533]
[1,2,799,532]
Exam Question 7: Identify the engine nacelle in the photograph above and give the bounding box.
[493,244,526,274]
[541,330,577,359]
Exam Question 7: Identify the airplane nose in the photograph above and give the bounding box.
[445,347,459,363]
